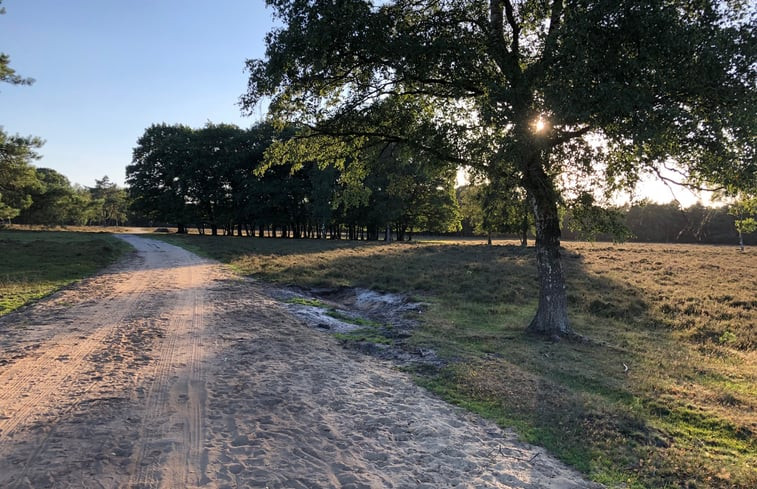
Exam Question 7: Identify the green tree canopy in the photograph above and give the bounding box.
[90,176,128,226]
[729,194,757,251]
[127,121,460,238]
[127,124,196,233]
[0,131,42,221]
[243,0,756,337]
[16,168,73,225]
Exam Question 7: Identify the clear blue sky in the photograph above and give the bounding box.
[1,0,273,187]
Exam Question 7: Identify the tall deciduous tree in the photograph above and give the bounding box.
[127,124,195,233]
[243,0,756,337]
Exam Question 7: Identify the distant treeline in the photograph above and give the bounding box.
[2,128,129,226]
[456,201,755,246]
[127,122,460,240]
[2,167,129,227]
[565,202,757,245]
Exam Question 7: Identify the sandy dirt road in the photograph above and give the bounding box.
[0,235,601,489]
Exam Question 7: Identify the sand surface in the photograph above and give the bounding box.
[0,235,602,489]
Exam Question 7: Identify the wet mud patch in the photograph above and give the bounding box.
[272,285,443,368]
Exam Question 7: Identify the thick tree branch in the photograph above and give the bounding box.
[488,0,518,80]
[526,0,563,82]
[650,166,726,193]
[489,0,506,47]
[503,0,520,57]
[544,0,563,59]
[549,126,591,146]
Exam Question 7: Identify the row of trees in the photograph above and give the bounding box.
[1,129,129,227]
[9,173,128,226]
[126,122,460,239]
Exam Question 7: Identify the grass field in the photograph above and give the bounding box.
[0,230,132,316]
[156,233,756,489]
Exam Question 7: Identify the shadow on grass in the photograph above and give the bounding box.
[154,235,756,489]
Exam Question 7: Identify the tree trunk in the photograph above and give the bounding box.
[487,231,492,246]
[739,230,744,252]
[527,190,571,337]
[518,139,571,338]
[396,225,406,241]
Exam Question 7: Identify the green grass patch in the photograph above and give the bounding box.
[0,230,131,315]
[154,234,757,489]
[327,309,390,344]
[325,309,383,328]
[333,328,393,345]
[285,297,328,308]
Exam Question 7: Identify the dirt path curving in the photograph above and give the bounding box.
[0,235,601,489]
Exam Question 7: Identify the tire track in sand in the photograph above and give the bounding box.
[0,235,216,488]
[126,239,211,488]
[0,265,151,443]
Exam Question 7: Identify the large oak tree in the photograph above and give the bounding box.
[242,0,756,337]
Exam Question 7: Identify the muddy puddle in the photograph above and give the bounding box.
[271,286,443,368]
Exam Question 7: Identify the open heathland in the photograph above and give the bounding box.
[156,233,756,489]
[0,230,131,316]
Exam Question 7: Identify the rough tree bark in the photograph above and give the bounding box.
[528,194,570,337]
[520,146,571,337]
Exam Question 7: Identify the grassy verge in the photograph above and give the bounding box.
[155,233,756,489]
[0,230,132,315]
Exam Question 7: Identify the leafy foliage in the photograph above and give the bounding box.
[458,182,532,244]
[0,131,42,221]
[729,194,757,250]
[566,193,633,242]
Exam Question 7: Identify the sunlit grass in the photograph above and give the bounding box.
[155,233,756,489]
[0,230,131,315]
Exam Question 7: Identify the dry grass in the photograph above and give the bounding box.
[153,234,756,488]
